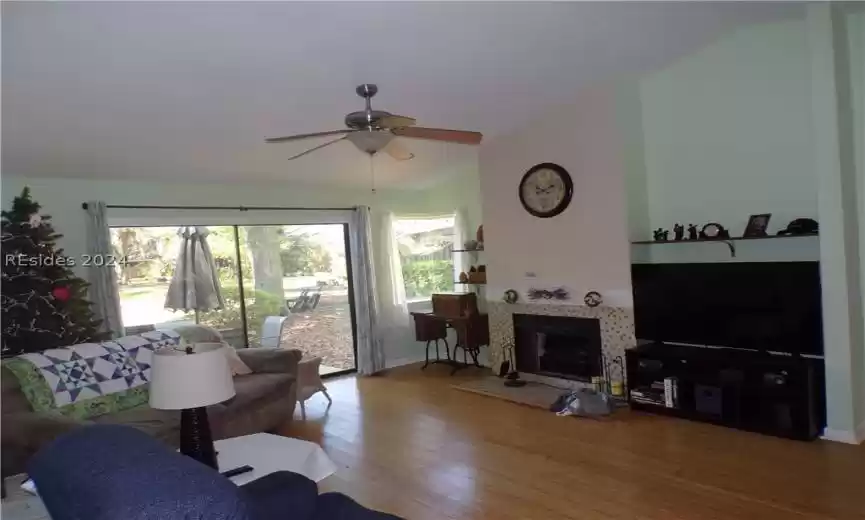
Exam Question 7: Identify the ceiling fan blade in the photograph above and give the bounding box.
[378,114,417,129]
[285,136,348,161]
[384,139,415,161]
[391,126,482,145]
[266,129,354,143]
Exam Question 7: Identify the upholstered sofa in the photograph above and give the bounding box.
[1,327,301,479]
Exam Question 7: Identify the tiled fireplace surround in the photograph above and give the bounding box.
[487,301,636,388]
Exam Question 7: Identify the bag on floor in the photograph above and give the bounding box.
[550,388,613,418]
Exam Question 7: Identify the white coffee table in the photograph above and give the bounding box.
[216,433,336,486]
[1,434,336,519]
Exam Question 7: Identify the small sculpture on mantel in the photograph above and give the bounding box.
[673,223,685,241]
[653,228,670,242]
[687,224,698,240]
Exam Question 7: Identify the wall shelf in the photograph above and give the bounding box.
[630,233,818,258]
[630,233,817,245]
[452,249,484,253]
[455,281,486,285]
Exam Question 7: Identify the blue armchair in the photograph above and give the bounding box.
[27,424,401,520]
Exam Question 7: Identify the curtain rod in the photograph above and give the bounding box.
[81,203,357,211]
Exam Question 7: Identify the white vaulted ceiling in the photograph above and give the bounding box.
[2,1,800,188]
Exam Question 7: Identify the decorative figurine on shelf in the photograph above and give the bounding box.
[700,222,730,240]
[653,228,669,241]
[777,218,818,236]
[459,271,469,283]
[673,223,684,241]
[687,224,698,240]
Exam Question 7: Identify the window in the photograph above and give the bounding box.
[110,225,241,337]
[109,224,358,376]
[393,216,456,300]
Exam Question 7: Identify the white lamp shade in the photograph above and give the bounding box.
[149,343,236,410]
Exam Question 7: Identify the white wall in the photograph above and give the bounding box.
[639,18,817,238]
[479,85,632,307]
[1,171,482,367]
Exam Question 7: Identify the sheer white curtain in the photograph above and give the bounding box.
[453,208,470,281]
[379,212,408,317]
[376,212,410,365]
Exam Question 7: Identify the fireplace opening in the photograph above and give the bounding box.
[513,314,602,382]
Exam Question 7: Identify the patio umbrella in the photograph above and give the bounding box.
[164,226,224,320]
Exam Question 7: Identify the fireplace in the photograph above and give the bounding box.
[513,314,602,382]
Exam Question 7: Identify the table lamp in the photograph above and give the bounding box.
[149,343,235,469]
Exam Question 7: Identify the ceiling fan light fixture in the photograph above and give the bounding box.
[265,84,482,161]
[346,131,394,154]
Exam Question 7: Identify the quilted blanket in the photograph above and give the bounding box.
[4,329,181,419]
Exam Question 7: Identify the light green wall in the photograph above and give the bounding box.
[623,9,865,441]
[846,8,865,438]
[807,3,864,439]
[639,18,816,237]
[616,81,649,242]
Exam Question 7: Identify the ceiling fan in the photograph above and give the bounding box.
[265,84,483,161]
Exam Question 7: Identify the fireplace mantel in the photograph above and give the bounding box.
[487,301,635,385]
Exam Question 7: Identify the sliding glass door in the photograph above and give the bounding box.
[110,226,245,337]
[110,222,357,376]
[239,224,356,374]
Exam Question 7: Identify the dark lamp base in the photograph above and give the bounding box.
[180,407,218,469]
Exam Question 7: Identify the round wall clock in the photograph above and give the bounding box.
[518,163,574,218]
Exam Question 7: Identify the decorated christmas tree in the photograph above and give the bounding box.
[1,187,107,356]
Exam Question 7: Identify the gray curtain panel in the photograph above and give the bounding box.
[164,226,225,314]
[351,206,386,375]
[84,201,124,338]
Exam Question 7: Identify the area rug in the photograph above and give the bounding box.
[451,377,564,410]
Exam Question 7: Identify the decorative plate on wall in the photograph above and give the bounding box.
[518,163,573,218]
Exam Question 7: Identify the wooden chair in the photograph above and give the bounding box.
[296,356,332,420]
[451,313,489,373]
[411,312,450,369]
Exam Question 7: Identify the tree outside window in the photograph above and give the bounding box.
[393,216,455,300]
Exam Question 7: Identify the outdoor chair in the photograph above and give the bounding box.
[284,288,322,314]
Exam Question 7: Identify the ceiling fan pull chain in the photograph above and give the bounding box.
[369,153,376,194]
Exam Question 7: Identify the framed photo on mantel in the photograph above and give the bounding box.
[743,213,771,237]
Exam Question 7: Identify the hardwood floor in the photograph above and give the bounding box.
[281,364,865,520]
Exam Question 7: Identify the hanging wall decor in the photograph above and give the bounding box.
[583,291,603,307]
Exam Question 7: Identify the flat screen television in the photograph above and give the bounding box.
[631,262,823,355]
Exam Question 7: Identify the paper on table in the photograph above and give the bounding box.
[214,433,337,486]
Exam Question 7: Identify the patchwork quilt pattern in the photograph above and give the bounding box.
[4,329,181,419]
